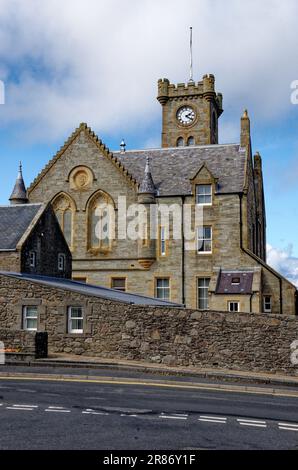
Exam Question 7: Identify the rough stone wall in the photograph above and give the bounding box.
[0,273,297,375]
[0,252,20,272]
[0,329,36,354]
[21,205,72,278]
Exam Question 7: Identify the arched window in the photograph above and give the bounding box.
[187,136,195,146]
[52,193,75,249]
[176,137,184,147]
[87,191,115,253]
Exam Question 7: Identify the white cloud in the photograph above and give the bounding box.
[0,0,298,143]
[267,243,298,287]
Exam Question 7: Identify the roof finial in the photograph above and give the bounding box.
[9,161,28,205]
[189,26,194,83]
[120,139,126,153]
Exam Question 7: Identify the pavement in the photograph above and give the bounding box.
[6,352,298,388]
[0,368,298,450]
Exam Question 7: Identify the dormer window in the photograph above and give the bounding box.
[196,184,212,205]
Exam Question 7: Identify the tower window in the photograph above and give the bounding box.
[176,137,184,147]
[187,136,195,146]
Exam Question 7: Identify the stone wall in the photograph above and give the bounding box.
[0,329,36,355]
[0,273,297,375]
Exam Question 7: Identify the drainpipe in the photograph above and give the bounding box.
[181,196,186,306]
[239,194,283,315]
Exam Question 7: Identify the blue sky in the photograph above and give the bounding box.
[0,0,298,284]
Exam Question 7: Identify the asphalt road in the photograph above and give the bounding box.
[0,370,297,450]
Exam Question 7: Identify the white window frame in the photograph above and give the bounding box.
[68,307,84,334]
[29,251,36,268]
[23,306,38,331]
[197,226,212,254]
[197,278,210,310]
[196,184,212,205]
[228,301,240,313]
[263,295,272,313]
[155,278,170,301]
[58,253,66,272]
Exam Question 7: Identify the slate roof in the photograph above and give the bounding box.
[116,144,246,196]
[216,271,254,295]
[9,163,28,203]
[0,272,183,307]
[0,204,43,250]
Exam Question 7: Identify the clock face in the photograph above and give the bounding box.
[176,106,196,126]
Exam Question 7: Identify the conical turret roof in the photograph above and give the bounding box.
[9,162,28,204]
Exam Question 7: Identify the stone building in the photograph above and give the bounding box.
[0,165,72,278]
[25,74,297,315]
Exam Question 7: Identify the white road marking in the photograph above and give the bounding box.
[200,416,227,421]
[237,419,266,424]
[278,422,298,428]
[239,422,267,428]
[45,406,70,413]
[121,414,138,417]
[82,409,109,416]
[159,413,188,420]
[198,418,227,424]
[279,427,298,432]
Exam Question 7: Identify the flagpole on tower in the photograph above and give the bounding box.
[189,26,194,83]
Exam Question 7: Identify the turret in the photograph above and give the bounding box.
[137,157,156,269]
[9,162,28,205]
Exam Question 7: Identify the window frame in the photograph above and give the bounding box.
[68,306,84,334]
[197,277,210,310]
[159,226,167,257]
[196,184,212,206]
[58,253,66,272]
[29,251,36,268]
[111,277,127,292]
[155,278,170,301]
[228,301,240,313]
[197,226,212,254]
[23,305,38,331]
[263,295,272,313]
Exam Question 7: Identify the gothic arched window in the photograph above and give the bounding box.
[177,137,184,147]
[87,191,115,253]
[187,136,195,146]
[52,193,75,249]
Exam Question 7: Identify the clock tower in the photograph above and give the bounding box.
[157,74,223,148]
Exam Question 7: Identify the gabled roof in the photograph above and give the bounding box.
[0,204,44,250]
[216,271,254,295]
[0,272,183,307]
[28,123,138,194]
[117,144,246,196]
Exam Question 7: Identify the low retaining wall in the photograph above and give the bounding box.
[48,308,298,375]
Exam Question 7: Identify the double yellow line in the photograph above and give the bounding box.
[0,374,298,398]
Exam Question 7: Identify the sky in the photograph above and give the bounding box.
[0,0,298,284]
